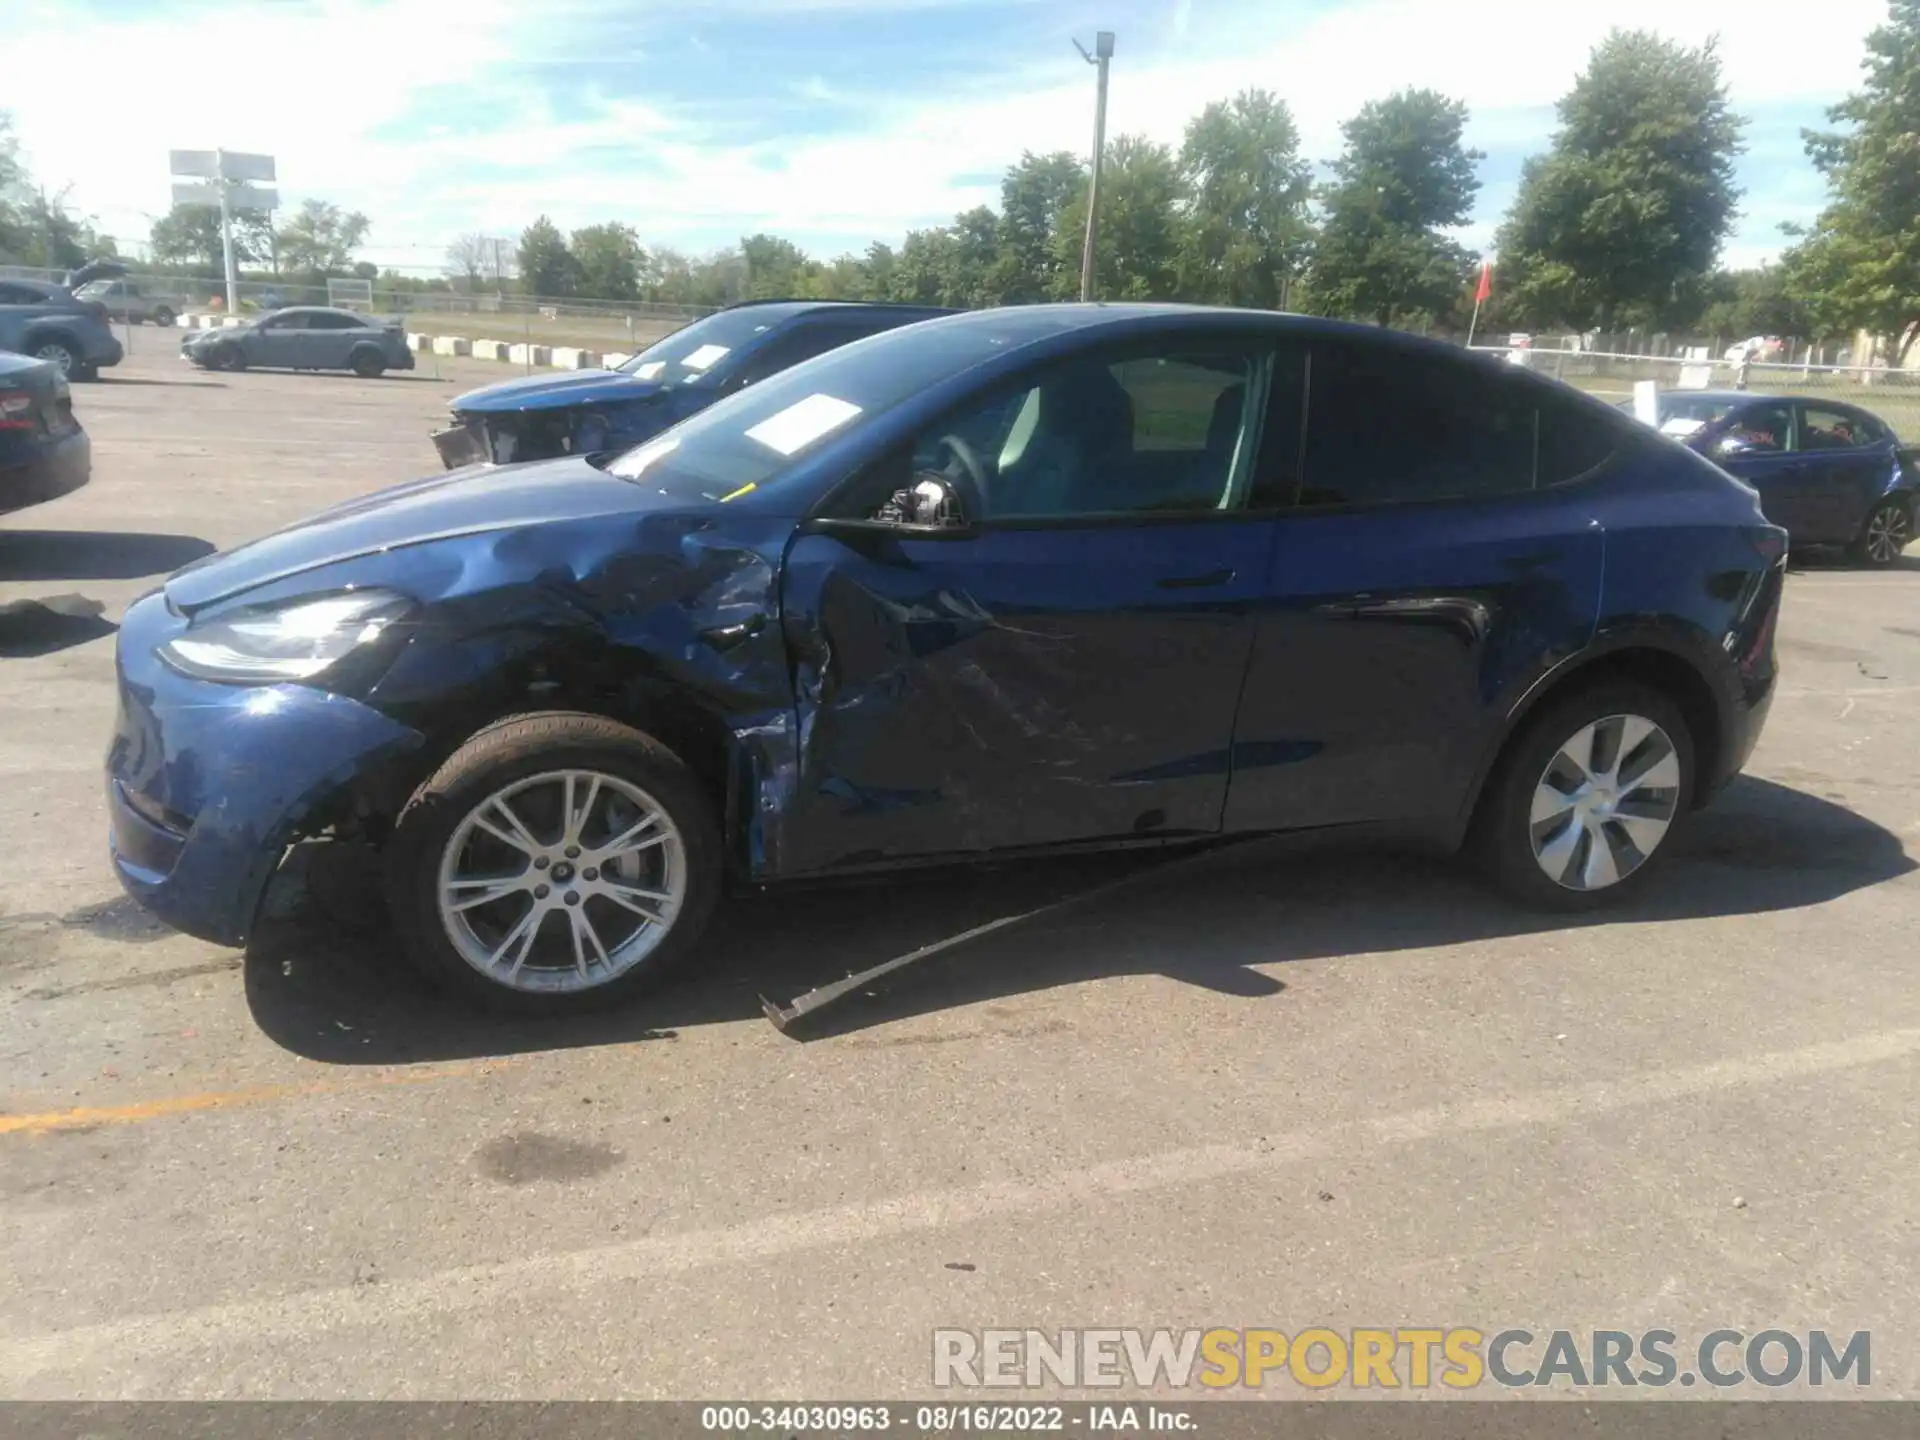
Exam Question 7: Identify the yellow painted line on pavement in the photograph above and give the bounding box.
[0,1060,508,1138]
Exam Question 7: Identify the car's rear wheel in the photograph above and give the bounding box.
[1852,499,1912,568]
[30,336,79,378]
[385,713,721,1014]
[350,346,387,378]
[1477,683,1694,911]
[152,306,176,328]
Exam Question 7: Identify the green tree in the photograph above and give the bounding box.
[1495,30,1744,331]
[740,233,816,298]
[889,226,963,304]
[149,203,272,271]
[1781,0,1920,365]
[517,215,579,298]
[274,199,371,277]
[0,113,26,261]
[1309,90,1482,328]
[1176,89,1314,308]
[571,222,645,301]
[1699,266,1822,343]
[1056,135,1188,301]
[993,151,1084,303]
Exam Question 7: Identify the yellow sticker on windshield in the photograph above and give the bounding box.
[720,482,758,503]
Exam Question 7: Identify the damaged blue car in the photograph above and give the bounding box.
[109,304,1785,1015]
[430,299,953,468]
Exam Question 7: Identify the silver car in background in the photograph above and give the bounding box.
[75,278,184,327]
[180,306,415,377]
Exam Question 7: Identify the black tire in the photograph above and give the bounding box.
[152,306,176,328]
[384,712,721,1015]
[350,346,387,378]
[1850,498,1913,568]
[223,345,248,371]
[29,335,81,378]
[1473,681,1696,912]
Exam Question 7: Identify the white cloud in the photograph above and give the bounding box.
[0,0,1885,269]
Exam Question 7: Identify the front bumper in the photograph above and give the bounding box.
[88,335,125,369]
[106,590,423,946]
[0,429,90,515]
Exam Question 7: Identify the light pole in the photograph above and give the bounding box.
[1074,30,1114,303]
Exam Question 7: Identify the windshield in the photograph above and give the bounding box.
[605,312,1060,504]
[616,310,788,382]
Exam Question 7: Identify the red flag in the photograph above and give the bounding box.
[1474,261,1493,304]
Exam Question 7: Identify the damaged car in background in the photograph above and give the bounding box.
[109,305,1785,1019]
[429,299,952,468]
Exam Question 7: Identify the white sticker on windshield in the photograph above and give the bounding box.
[631,361,665,380]
[607,436,680,480]
[743,393,864,457]
[1659,417,1705,437]
[680,343,730,372]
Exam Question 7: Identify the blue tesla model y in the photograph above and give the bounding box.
[108,305,1787,1014]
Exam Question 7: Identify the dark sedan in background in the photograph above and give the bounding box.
[431,299,953,467]
[1650,391,1917,565]
[182,307,415,377]
[110,305,1784,1017]
[0,351,89,514]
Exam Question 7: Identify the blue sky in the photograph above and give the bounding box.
[0,0,1888,276]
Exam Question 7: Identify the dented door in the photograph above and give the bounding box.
[775,519,1272,875]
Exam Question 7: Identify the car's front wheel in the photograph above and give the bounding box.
[386,713,721,1014]
[1852,499,1912,568]
[1477,683,1695,911]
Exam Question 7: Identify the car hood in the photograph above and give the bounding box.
[451,369,672,415]
[164,455,688,611]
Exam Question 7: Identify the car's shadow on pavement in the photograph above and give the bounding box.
[243,776,1915,1064]
[0,529,215,582]
[93,375,227,389]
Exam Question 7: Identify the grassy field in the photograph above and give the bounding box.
[397,311,690,357]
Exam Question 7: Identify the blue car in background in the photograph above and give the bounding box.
[430,298,954,467]
[110,305,1785,1017]
[1650,390,1917,566]
[0,351,89,514]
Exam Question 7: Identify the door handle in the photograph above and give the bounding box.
[1157,568,1234,590]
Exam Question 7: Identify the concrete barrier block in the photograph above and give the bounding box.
[407,333,430,352]
[601,351,632,369]
[507,343,552,366]
[220,315,246,328]
[431,335,472,357]
[551,346,601,370]
[472,339,513,362]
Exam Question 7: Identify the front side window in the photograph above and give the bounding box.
[1301,341,1537,507]
[880,347,1256,522]
[1723,403,1793,454]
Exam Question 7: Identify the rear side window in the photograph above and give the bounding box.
[1798,405,1875,451]
[1300,341,1536,507]
[312,313,364,330]
[1536,391,1621,486]
[0,284,43,304]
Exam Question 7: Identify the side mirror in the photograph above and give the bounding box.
[876,474,969,530]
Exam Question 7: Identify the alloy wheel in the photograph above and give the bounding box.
[435,768,688,993]
[1865,505,1911,565]
[33,342,75,377]
[1528,713,1683,891]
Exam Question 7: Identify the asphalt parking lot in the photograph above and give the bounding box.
[3,346,1919,1401]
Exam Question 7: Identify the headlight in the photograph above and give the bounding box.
[158,589,412,683]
